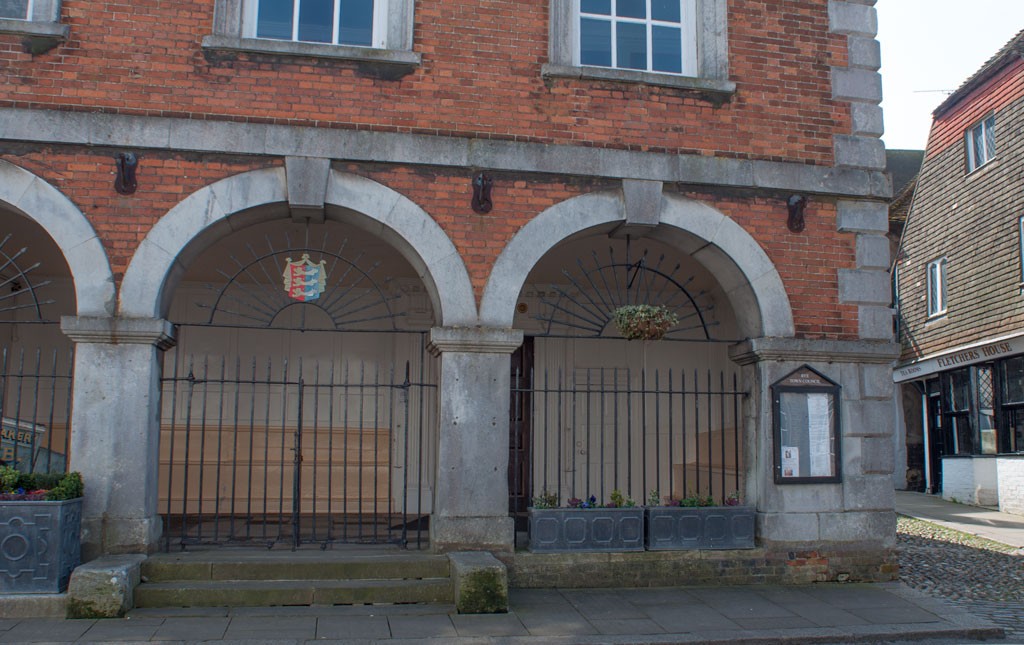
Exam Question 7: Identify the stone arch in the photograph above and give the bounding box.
[479,190,794,339]
[0,160,115,317]
[119,167,476,325]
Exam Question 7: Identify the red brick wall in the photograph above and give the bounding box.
[3,150,857,339]
[0,0,849,165]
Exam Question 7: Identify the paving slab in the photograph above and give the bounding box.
[386,614,457,639]
[148,616,231,641]
[316,615,390,639]
[222,615,317,640]
[450,612,529,636]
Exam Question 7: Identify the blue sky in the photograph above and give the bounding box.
[877,0,1024,150]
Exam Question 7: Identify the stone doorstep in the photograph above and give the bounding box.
[133,578,453,608]
[66,554,146,619]
[141,552,451,582]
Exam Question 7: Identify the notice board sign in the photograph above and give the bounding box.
[771,366,841,484]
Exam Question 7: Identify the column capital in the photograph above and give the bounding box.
[428,327,523,356]
[61,316,176,350]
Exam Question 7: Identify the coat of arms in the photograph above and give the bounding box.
[283,253,327,302]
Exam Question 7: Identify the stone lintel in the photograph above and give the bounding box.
[729,336,899,366]
[60,316,176,350]
[0,108,893,200]
[428,327,524,356]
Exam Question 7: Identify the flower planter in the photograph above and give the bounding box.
[528,507,644,552]
[0,497,82,593]
[645,505,755,550]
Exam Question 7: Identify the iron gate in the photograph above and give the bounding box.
[159,348,436,550]
[0,344,74,474]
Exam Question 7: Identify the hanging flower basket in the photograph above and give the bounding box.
[612,304,679,341]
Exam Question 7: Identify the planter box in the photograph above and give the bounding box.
[0,498,82,593]
[645,505,755,550]
[529,507,644,552]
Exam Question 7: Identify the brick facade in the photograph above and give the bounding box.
[0,0,898,580]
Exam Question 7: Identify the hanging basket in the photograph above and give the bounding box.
[612,304,679,341]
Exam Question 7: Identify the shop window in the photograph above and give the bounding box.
[1001,357,1024,453]
[942,369,974,455]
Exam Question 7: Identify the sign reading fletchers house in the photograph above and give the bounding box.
[894,334,1024,382]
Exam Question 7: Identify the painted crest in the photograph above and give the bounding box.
[282,253,327,302]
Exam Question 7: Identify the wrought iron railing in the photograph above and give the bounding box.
[0,344,74,474]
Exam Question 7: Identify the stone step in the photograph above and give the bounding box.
[142,552,450,583]
[133,577,453,608]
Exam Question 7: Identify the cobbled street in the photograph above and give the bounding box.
[898,515,1024,639]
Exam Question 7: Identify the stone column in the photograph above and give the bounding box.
[61,316,175,560]
[730,337,899,577]
[427,327,523,553]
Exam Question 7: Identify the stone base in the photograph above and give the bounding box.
[66,555,146,618]
[449,552,508,614]
[0,594,66,618]
[81,516,162,561]
[504,546,898,588]
[430,516,514,553]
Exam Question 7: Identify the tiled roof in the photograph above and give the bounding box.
[934,29,1024,117]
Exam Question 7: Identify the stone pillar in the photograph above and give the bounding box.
[427,327,523,553]
[61,316,175,560]
[730,338,899,573]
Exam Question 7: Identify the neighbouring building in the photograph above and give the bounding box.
[0,0,898,584]
[894,30,1024,515]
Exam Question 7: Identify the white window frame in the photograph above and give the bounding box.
[242,0,387,49]
[0,0,66,52]
[544,0,733,96]
[0,0,31,21]
[965,114,996,172]
[574,0,698,77]
[926,257,948,318]
[206,0,419,67]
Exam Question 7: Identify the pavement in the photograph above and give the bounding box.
[0,492,1018,644]
[895,489,1024,548]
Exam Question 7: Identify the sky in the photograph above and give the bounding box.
[877,0,1024,150]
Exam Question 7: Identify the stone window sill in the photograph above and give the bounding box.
[542,63,736,104]
[0,18,68,54]
[202,35,421,78]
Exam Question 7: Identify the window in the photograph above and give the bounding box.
[545,0,733,96]
[965,114,996,172]
[248,0,380,48]
[578,0,697,75]
[0,0,67,53]
[206,0,418,69]
[0,0,30,20]
[926,257,947,318]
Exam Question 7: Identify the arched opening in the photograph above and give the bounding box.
[123,168,474,550]
[509,229,745,521]
[0,204,77,476]
[160,216,438,550]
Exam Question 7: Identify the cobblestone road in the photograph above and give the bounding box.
[897,515,1024,638]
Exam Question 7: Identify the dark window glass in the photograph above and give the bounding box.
[617,0,646,18]
[581,0,611,15]
[1004,357,1024,404]
[0,0,29,19]
[616,21,646,70]
[651,0,680,22]
[298,0,333,43]
[339,0,373,46]
[256,0,294,40]
[946,370,971,412]
[984,115,996,158]
[651,25,681,73]
[580,18,612,67]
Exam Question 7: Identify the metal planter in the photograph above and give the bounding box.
[645,505,755,550]
[528,507,644,552]
[0,497,82,593]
